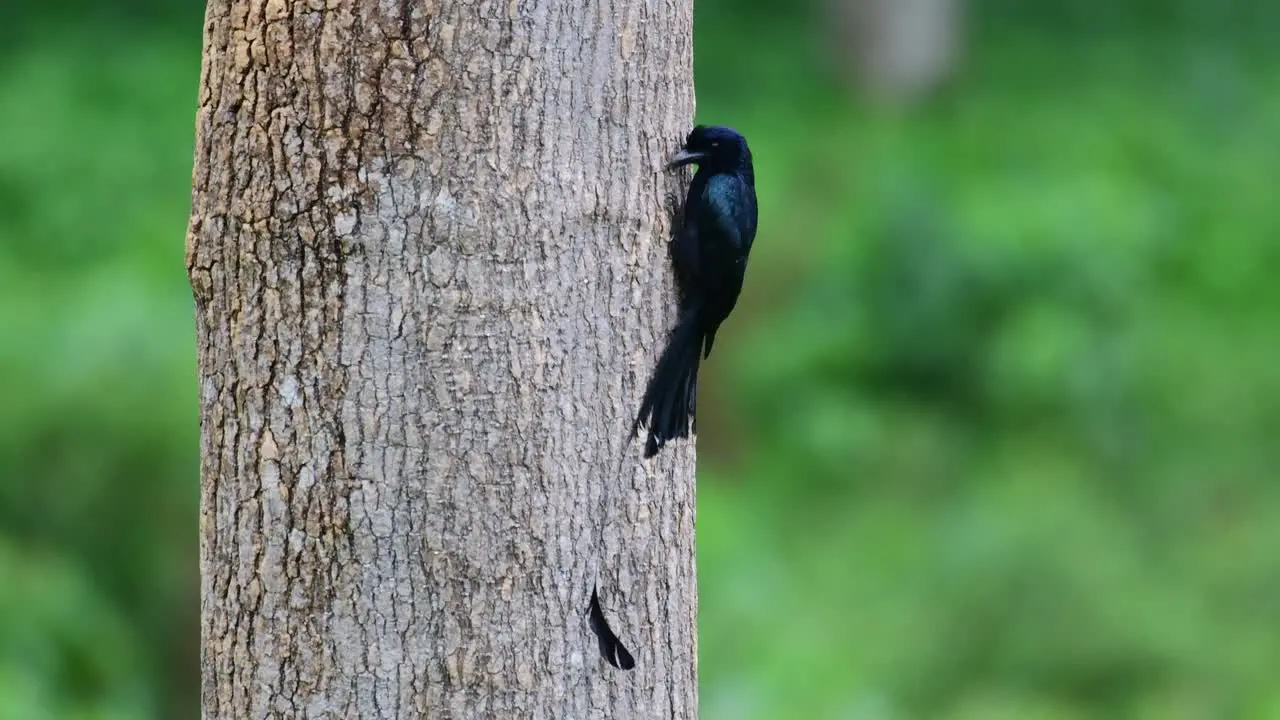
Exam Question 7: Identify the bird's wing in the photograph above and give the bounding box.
[697,174,753,257]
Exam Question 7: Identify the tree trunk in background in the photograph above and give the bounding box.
[186,0,696,716]
[832,0,964,105]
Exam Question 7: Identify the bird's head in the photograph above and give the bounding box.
[665,125,751,173]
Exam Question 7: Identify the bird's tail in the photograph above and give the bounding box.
[632,308,704,458]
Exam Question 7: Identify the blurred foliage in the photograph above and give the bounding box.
[697,1,1280,718]
[0,9,202,719]
[3,0,1280,718]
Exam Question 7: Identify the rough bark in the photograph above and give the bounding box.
[186,0,696,717]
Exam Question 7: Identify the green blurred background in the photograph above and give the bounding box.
[3,0,1279,717]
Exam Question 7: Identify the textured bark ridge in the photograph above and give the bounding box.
[186,0,696,717]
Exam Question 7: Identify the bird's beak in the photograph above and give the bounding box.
[665,147,707,171]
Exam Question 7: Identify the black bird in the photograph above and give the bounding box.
[632,125,758,458]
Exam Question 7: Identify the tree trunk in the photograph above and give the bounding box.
[831,0,964,105]
[186,0,696,717]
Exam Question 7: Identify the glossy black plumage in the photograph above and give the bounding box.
[632,125,758,457]
[587,585,635,670]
